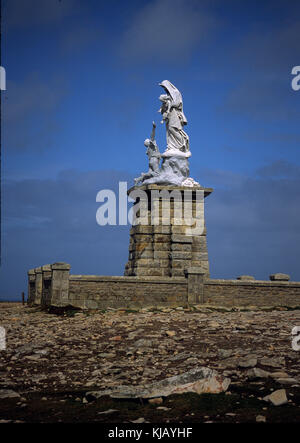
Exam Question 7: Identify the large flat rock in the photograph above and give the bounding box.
[87,367,230,400]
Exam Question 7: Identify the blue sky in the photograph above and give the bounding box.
[1,0,300,299]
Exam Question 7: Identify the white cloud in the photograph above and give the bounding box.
[119,0,218,62]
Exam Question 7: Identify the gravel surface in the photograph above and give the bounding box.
[0,302,300,423]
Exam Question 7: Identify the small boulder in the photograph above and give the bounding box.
[247,368,271,380]
[275,378,298,385]
[256,415,266,423]
[208,321,220,328]
[148,397,163,405]
[218,349,233,359]
[263,389,288,406]
[260,356,285,368]
[87,367,231,400]
[270,371,289,379]
[131,418,146,424]
[238,356,257,368]
[0,390,20,399]
[98,409,118,415]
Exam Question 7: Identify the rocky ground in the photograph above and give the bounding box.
[0,302,300,423]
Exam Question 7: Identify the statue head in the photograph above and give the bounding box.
[159,80,183,108]
[159,94,170,103]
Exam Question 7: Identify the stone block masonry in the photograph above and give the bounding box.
[68,275,187,310]
[28,262,300,310]
[204,279,300,307]
[124,185,213,278]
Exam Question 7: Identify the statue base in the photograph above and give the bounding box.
[136,151,199,187]
[124,184,213,278]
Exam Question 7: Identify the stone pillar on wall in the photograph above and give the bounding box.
[185,267,206,304]
[124,185,213,278]
[27,269,36,305]
[34,267,43,305]
[50,262,71,306]
[41,264,52,307]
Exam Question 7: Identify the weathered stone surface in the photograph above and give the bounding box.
[153,243,170,251]
[154,251,170,259]
[50,262,71,307]
[30,268,300,309]
[87,367,230,400]
[246,368,271,380]
[171,244,192,252]
[171,269,186,277]
[171,234,193,243]
[0,389,21,399]
[148,397,163,405]
[270,371,290,379]
[130,226,153,234]
[191,252,209,261]
[170,252,192,260]
[263,389,288,406]
[237,275,255,281]
[238,356,257,368]
[2,303,300,423]
[153,226,171,234]
[171,226,188,234]
[218,349,233,359]
[98,409,119,415]
[256,415,266,423]
[275,378,298,385]
[34,267,43,305]
[203,280,300,308]
[141,368,231,398]
[260,357,285,368]
[269,273,290,281]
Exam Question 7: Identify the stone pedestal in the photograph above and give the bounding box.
[124,184,213,278]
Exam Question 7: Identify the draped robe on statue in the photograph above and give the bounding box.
[159,80,190,154]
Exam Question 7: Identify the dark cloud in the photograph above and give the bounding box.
[3,73,67,152]
[242,129,300,146]
[1,161,300,299]
[223,78,297,122]
[222,17,300,122]
[119,0,219,62]
[3,0,83,28]
[200,160,300,280]
[256,160,300,179]
[0,169,134,300]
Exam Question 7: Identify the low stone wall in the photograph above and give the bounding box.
[27,263,300,309]
[203,279,300,307]
[68,275,187,309]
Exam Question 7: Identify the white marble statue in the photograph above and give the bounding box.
[134,122,161,185]
[135,81,200,187]
[159,80,190,157]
